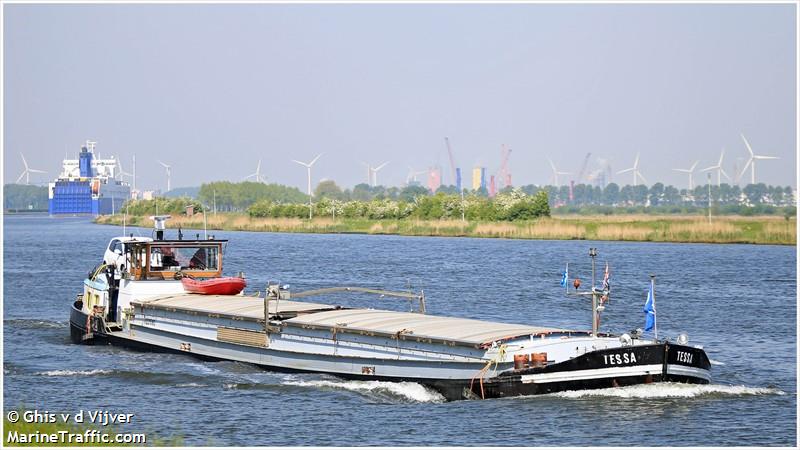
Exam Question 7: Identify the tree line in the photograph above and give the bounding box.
[7,178,793,218]
[248,190,551,221]
[3,184,48,211]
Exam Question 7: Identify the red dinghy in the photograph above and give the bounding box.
[181,276,247,295]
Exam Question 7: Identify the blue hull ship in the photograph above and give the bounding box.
[48,141,131,216]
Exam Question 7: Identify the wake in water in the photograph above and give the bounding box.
[5,318,68,329]
[37,369,112,377]
[549,382,786,399]
[281,377,446,403]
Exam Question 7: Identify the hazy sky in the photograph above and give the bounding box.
[4,3,797,192]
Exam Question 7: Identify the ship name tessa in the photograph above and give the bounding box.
[603,352,637,365]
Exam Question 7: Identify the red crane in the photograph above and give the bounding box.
[498,145,512,189]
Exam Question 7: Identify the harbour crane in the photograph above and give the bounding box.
[498,145,512,188]
[444,137,458,188]
[576,152,592,184]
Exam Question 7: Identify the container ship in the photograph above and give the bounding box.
[48,141,131,215]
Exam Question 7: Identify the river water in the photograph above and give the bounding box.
[3,215,796,446]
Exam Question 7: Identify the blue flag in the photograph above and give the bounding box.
[643,283,656,331]
[560,263,568,287]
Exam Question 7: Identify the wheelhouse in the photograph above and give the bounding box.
[124,239,227,280]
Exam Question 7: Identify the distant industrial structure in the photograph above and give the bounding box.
[472,166,486,191]
[427,166,442,193]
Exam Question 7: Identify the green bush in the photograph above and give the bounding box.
[120,197,202,216]
[247,189,551,221]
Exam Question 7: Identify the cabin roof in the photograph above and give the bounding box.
[285,308,569,347]
[128,239,228,245]
[112,236,153,243]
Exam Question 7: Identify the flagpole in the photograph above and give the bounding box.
[650,274,657,341]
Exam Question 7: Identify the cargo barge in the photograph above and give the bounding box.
[49,140,131,215]
[70,217,711,400]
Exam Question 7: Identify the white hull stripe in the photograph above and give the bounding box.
[520,364,663,384]
[666,364,711,381]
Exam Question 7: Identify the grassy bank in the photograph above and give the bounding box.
[95,213,796,245]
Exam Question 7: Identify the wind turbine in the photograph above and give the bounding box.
[406,166,427,185]
[373,161,390,187]
[292,154,322,199]
[243,159,266,183]
[360,161,389,187]
[292,154,322,220]
[547,158,571,186]
[16,153,47,185]
[116,156,133,183]
[157,160,171,193]
[740,133,779,185]
[672,160,699,190]
[701,149,730,187]
[617,153,647,186]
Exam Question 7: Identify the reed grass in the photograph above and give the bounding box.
[594,224,654,241]
[96,214,796,245]
[527,220,587,240]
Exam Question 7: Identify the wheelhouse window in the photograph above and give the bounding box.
[148,245,219,272]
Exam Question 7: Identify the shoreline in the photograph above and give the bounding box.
[94,213,796,245]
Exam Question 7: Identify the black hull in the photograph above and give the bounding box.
[70,304,710,401]
[468,343,711,400]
